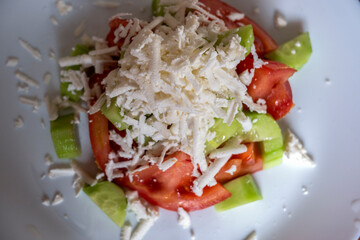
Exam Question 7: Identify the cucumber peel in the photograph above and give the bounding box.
[83,181,127,228]
[215,174,262,212]
[50,113,81,159]
[265,32,312,70]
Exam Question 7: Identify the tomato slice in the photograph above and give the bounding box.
[237,55,295,119]
[198,0,278,55]
[116,151,231,211]
[215,142,263,183]
[88,111,111,171]
[266,81,294,120]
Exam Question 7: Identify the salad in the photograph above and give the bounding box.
[49,0,312,238]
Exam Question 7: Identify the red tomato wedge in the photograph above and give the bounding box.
[237,55,296,119]
[266,81,294,120]
[117,152,231,211]
[215,142,263,183]
[88,111,111,171]
[198,0,278,55]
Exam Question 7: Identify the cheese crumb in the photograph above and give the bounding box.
[44,153,53,165]
[41,195,50,207]
[70,159,97,186]
[48,165,75,178]
[17,82,29,92]
[5,56,19,67]
[49,49,56,60]
[274,11,288,29]
[253,7,260,15]
[244,230,257,240]
[15,70,40,88]
[177,207,191,229]
[14,116,24,129]
[283,129,315,167]
[43,72,52,84]
[74,21,86,37]
[225,164,237,175]
[56,0,73,16]
[120,222,132,240]
[19,95,41,108]
[50,16,59,26]
[51,192,64,205]
[227,12,245,21]
[18,38,42,61]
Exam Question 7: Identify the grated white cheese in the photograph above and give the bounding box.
[121,222,132,240]
[44,153,53,165]
[274,11,288,29]
[56,0,73,16]
[227,12,245,21]
[72,174,84,198]
[15,70,40,88]
[19,38,42,61]
[93,1,120,8]
[41,195,50,207]
[43,72,51,84]
[49,49,56,60]
[70,159,97,186]
[13,116,24,129]
[244,231,257,240]
[19,95,41,108]
[177,207,191,229]
[225,164,237,175]
[40,118,46,129]
[44,95,59,121]
[17,82,29,92]
[5,56,19,67]
[283,129,315,167]
[48,165,75,178]
[74,21,86,37]
[50,16,59,26]
[51,192,64,205]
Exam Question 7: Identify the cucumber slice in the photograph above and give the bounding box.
[83,181,127,227]
[216,25,255,56]
[261,137,283,153]
[265,32,312,70]
[60,82,83,102]
[240,112,282,142]
[50,114,81,159]
[101,99,128,131]
[215,174,262,212]
[262,148,283,169]
[205,118,242,154]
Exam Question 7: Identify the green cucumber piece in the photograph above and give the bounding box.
[62,44,90,101]
[60,82,83,102]
[205,118,242,154]
[216,25,255,56]
[215,174,262,212]
[101,99,128,131]
[83,181,127,227]
[262,148,283,169]
[265,32,312,70]
[240,112,282,142]
[152,0,165,16]
[261,137,283,153]
[50,114,81,159]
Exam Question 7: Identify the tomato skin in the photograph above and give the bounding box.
[88,111,111,171]
[215,142,263,183]
[266,81,294,120]
[198,0,278,55]
[116,151,231,211]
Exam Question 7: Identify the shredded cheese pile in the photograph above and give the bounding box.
[59,0,267,196]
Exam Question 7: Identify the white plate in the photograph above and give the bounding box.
[1,0,360,239]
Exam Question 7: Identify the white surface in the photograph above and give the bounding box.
[0,0,360,240]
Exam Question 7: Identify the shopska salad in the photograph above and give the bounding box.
[50,0,312,238]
